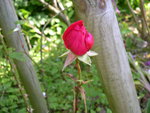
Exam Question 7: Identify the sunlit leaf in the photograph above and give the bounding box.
[87,51,98,56]
[78,54,91,66]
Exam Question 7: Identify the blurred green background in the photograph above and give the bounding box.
[0,0,150,113]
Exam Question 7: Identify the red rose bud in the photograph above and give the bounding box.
[63,20,94,56]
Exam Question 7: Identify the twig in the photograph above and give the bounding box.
[40,32,43,63]
[39,0,70,26]
[126,0,141,33]
[128,53,150,93]
[25,36,32,50]
[53,0,58,8]
[40,8,69,62]
[57,0,65,10]
[42,8,67,32]
[139,0,150,39]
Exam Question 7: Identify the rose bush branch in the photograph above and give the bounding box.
[139,0,150,40]
[39,0,70,26]
[126,0,141,33]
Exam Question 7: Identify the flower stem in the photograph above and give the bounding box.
[74,87,79,113]
[73,59,82,113]
[76,59,81,80]
[76,59,88,113]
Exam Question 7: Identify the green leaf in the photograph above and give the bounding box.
[90,109,96,113]
[9,52,26,62]
[146,99,150,113]
[78,54,91,66]
[126,38,133,48]
[17,108,26,113]
[19,9,30,19]
[106,108,112,113]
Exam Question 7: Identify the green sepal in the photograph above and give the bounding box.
[78,54,91,66]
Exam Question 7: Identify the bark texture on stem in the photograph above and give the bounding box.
[73,0,141,113]
[0,0,48,113]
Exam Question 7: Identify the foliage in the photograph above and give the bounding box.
[0,0,150,113]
